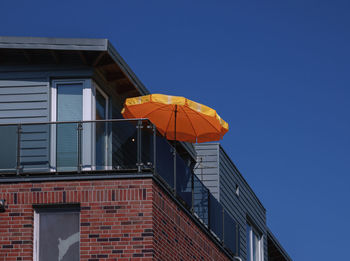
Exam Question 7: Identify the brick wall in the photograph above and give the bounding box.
[0,178,230,261]
[152,183,230,261]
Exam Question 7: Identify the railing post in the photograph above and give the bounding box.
[208,190,211,229]
[77,122,83,173]
[222,207,225,243]
[191,171,194,213]
[153,124,156,171]
[136,120,142,172]
[16,124,22,175]
[236,223,240,256]
[173,146,176,194]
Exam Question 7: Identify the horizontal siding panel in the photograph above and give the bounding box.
[0,93,47,102]
[0,80,47,87]
[0,86,47,94]
[194,168,219,175]
[21,148,48,157]
[0,101,47,110]
[21,140,48,149]
[196,161,218,168]
[0,117,48,124]
[0,109,47,118]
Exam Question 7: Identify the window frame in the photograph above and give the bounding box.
[50,79,93,171]
[246,221,264,261]
[33,205,80,261]
[91,81,110,169]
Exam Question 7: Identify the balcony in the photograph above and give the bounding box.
[0,119,239,256]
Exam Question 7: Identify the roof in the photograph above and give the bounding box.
[0,36,196,160]
[0,36,149,95]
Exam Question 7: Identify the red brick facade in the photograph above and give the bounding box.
[0,178,230,261]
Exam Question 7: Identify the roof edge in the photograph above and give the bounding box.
[0,36,108,51]
[267,227,293,261]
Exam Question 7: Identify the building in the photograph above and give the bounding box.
[0,36,291,261]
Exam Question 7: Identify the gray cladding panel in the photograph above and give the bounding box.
[218,147,267,261]
[0,78,50,171]
[194,143,268,261]
[193,144,220,200]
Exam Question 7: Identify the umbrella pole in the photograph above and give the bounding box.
[174,105,177,194]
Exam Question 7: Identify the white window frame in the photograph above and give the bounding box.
[50,79,93,171]
[247,222,264,261]
[33,210,39,261]
[33,208,80,261]
[91,81,110,169]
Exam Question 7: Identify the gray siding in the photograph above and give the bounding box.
[0,78,50,172]
[0,67,93,172]
[194,143,268,261]
[193,144,220,200]
[0,79,49,123]
[219,146,267,261]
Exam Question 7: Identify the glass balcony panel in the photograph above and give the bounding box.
[224,209,238,254]
[111,120,138,170]
[193,174,209,225]
[0,125,17,172]
[94,121,109,170]
[176,153,192,208]
[155,135,174,188]
[209,193,223,240]
[20,124,50,173]
[140,120,154,170]
[56,122,79,172]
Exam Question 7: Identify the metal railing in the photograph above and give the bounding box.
[0,118,239,255]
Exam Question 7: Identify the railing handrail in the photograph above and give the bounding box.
[0,118,153,126]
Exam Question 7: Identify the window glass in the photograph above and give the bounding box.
[246,223,251,261]
[253,231,259,261]
[56,84,83,170]
[57,83,83,121]
[95,89,108,168]
[37,210,79,261]
[247,222,263,261]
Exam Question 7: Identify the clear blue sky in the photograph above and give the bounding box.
[2,1,350,260]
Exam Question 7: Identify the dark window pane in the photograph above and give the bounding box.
[209,194,223,240]
[111,121,137,169]
[224,210,237,254]
[156,136,174,188]
[176,153,192,208]
[193,175,209,225]
[0,125,17,171]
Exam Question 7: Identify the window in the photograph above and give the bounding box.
[50,80,110,171]
[51,79,92,171]
[246,223,263,261]
[94,85,109,169]
[33,206,80,261]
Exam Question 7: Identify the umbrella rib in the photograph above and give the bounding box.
[190,109,222,134]
[182,107,198,142]
[164,105,175,138]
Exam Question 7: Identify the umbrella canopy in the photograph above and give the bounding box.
[121,94,229,143]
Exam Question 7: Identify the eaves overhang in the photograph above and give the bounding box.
[0,36,196,160]
[267,228,293,261]
[0,36,149,95]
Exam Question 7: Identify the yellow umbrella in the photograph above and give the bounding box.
[121,94,228,143]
